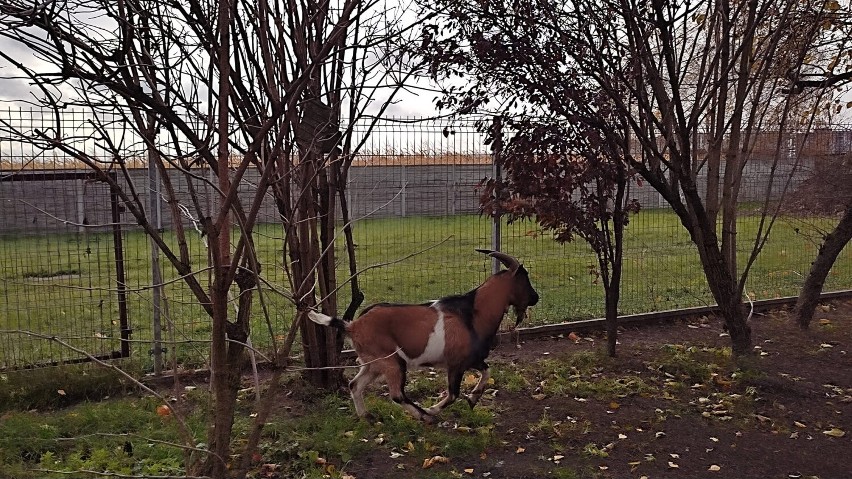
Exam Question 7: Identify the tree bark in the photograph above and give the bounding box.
[679,183,753,355]
[604,287,619,358]
[795,204,852,329]
[702,244,752,354]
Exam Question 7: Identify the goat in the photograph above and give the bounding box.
[308,249,539,422]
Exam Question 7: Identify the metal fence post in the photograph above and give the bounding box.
[491,116,503,275]
[147,119,164,375]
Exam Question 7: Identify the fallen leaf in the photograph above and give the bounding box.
[668,462,679,469]
[823,428,846,438]
[516,447,526,454]
[819,319,832,325]
[156,405,171,417]
[531,394,546,401]
[568,332,580,342]
[618,434,627,440]
[609,401,620,410]
[794,421,806,428]
[464,468,474,474]
[708,464,721,472]
[670,453,680,459]
[422,456,449,469]
[553,455,565,461]
[57,389,66,396]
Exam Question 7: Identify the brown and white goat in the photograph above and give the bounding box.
[308,249,539,422]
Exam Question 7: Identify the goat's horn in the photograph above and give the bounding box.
[476,248,520,274]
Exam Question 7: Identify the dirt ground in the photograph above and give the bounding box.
[331,299,852,479]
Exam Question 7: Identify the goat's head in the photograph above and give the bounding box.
[477,249,540,326]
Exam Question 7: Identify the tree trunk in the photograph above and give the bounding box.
[605,287,619,358]
[680,194,753,355]
[702,247,752,354]
[795,204,852,329]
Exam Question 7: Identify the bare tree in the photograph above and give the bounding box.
[418,0,846,355]
[0,0,425,477]
[782,4,852,328]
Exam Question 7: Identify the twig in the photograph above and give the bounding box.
[32,470,210,479]
[316,235,455,306]
[54,432,210,457]
[284,347,401,372]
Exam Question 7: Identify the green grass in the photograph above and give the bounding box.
[0,393,204,478]
[0,362,142,412]
[0,380,499,479]
[1,209,851,370]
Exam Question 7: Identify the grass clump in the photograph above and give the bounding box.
[530,352,652,400]
[0,362,141,412]
[654,344,729,384]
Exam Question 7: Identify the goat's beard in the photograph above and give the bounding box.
[512,306,527,328]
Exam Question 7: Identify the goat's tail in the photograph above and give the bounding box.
[307,310,348,330]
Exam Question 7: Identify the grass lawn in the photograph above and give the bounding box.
[1,209,850,370]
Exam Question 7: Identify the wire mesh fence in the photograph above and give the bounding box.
[1,106,851,372]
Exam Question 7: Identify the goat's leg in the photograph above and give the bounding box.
[465,362,491,408]
[349,364,379,418]
[384,360,434,423]
[425,368,464,416]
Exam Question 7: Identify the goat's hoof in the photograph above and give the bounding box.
[360,412,378,423]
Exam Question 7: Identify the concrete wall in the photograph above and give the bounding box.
[0,157,816,235]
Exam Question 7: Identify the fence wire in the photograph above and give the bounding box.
[1,106,851,371]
